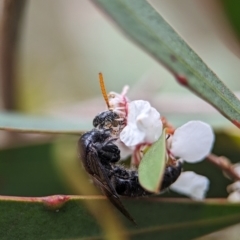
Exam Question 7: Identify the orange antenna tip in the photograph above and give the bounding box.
[99,73,110,109]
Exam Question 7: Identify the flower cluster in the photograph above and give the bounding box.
[106,86,215,200]
[227,164,240,202]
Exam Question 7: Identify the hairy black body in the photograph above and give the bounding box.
[78,128,136,223]
[78,110,182,223]
[109,163,182,197]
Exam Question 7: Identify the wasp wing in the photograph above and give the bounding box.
[86,149,136,224]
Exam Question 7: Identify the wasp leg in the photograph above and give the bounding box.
[109,165,151,197]
[93,138,120,165]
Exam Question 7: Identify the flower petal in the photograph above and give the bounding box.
[171,121,214,163]
[120,125,145,147]
[170,171,210,200]
[127,100,152,124]
[120,100,162,146]
[115,139,133,160]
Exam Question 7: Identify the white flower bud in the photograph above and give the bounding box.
[170,171,210,200]
[228,191,240,203]
[227,181,240,193]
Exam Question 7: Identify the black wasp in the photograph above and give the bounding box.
[78,110,182,224]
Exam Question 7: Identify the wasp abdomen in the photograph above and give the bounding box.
[161,162,182,190]
[108,162,182,197]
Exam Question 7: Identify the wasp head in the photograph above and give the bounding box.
[93,110,126,136]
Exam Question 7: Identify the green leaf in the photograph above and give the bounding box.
[1,196,240,239]
[138,129,166,193]
[0,195,125,240]
[0,142,69,196]
[0,142,126,240]
[2,134,240,239]
[92,0,240,128]
[0,111,91,134]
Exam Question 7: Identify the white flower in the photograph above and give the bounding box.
[170,121,215,163]
[120,100,163,147]
[225,163,240,180]
[228,191,240,203]
[170,171,210,200]
[227,181,240,193]
[166,121,214,200]
[233,163,240,175]
[226,164,240,203]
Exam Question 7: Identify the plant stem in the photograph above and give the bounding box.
[207,153,240,181]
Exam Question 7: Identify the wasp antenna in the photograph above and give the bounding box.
[99,72,110,109]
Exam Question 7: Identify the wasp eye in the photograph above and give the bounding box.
[93,117,100,127]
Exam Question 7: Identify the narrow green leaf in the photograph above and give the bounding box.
[0,195,126,240]
[0,111,91,134]
[2,141,240,239]
[0,143,68,196]
[138,129,166,193]
[1,196,240,240]
[92,0,240,128]
[0,141,127,240]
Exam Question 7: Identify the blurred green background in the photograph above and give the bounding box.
[14,1,240,113]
